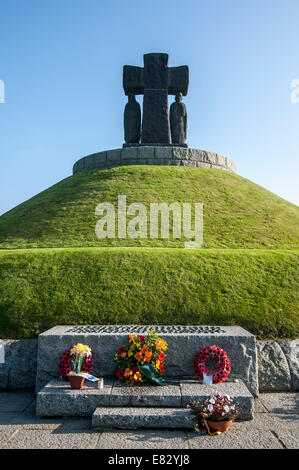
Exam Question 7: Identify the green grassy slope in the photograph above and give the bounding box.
[0,166,298,249]
[0,247,298,340]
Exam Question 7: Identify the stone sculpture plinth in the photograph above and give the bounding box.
[72,147,237,175]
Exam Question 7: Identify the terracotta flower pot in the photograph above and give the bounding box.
[207,420,232,433]
[69,375,85,389]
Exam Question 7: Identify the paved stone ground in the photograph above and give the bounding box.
[0,391,298,449]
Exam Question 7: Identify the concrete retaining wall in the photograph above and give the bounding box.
[1,338,298,392]
[72,147,237,175]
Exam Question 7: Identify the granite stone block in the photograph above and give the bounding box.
[278,340,299,390]
[161,159,173,165]
[92,407,193,430]
[257,341,291,391]
[0,340,37,389]
[180,379,254,420]
[173,147,188,160]
[93,152,107,165]
[188,149,201,161]
[155,146,173,159]
[36,379,113,417]
[119,160,138,166]
[106,149,121,161]
[36,325,258,396]
[121,147,138,160]
[110,381,181,408]
[87,155,96,168]
[197,162,211,168]
[138,146,155,159]
[72,159,84,174]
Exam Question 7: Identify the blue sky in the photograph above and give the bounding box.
[0,0,299,215]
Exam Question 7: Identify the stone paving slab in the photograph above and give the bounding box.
[5,429,100,449]
[1,391,297,449]
[254,398,269,412]
[259,393,299,414]
[92,407,193,430]
[225,413,299,432]
[97,430,188,449]
[187,428,283,449]
[59,418,92,432]
[0,400,64,430]
[0,413,18,426]
[263,413,299,431]
[274,429,299,449]
[0,392,34,413]
[0,427,19,447]
[6,412,64,430]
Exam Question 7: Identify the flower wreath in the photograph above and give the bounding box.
[193,345,231,384]
[58,347,93,380]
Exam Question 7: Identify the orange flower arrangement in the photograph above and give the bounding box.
[114,330,168,385]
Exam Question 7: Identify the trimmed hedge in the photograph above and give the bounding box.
[0,247,298,340]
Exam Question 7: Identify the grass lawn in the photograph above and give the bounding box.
[0,166,298,249]
[0,166,298,340]
[0,247,298,340]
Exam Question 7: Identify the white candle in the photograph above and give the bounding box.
[98,378,104,389]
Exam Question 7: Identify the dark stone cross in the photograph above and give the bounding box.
[123,53,189,145]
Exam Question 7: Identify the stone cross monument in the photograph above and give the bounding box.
[123,53,189,146]
[72,53,237,175]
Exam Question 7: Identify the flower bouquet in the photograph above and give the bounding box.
[67,343,92,389]
[114,329,168,386]
[189,392,240,435]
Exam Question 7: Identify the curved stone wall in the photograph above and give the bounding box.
[73,146,237,175]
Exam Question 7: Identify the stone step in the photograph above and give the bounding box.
[92,407,194,430]
[36,378,254,421]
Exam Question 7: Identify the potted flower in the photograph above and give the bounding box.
[67,343,92,389]
[189,392,240,435]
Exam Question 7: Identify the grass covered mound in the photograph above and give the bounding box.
[0,247,298,340]
[0,166,298,249]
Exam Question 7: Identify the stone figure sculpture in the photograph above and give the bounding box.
[123,53,189,145]
[170,92,187,145]
[124,94,141,144]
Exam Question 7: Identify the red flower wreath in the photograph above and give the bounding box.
[193,345,231,384]
[58,347,94,380]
